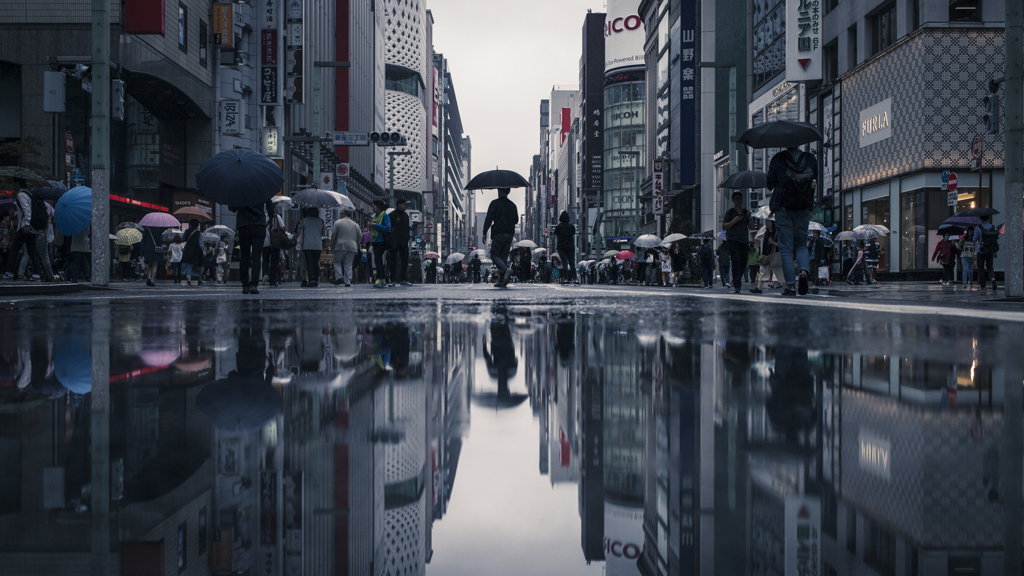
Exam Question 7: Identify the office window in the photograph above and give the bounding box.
[823,42,839,83]
[823,0,839,14]
[848,24,858,67]
[871,3,897,55]
[178,3,187,53]
[0,63,21,139]
[177,522,187,571]
[950,0,981,22]
[199,21,208,67]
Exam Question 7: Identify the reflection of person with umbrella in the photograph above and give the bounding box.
[481,320,519,404]
[766,345,816,443]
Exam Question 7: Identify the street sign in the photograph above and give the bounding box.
[947,172,958,192]
[948,191,957,207]
[941,170,949,182]
[336,163,350,177]
[971,134,983,159]
[71,168,84,186]
[332,132,369,146]
[64,131,75,154]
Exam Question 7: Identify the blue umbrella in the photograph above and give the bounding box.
[54,186,92,236]
[54,339,92,395]
[195,149,284,207]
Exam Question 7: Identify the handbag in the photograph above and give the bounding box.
[270,227,297,249]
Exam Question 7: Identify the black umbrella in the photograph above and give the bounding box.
[954,207,999,217]
[472,391,529,410]
[737,120,823,149]
[465,169,530,190]
[718,170,768,189]
[937,223,965,236]
[196,149,285,206]
[196,375,283,433]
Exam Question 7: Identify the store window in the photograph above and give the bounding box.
[950,0,981,22]
[752,0,786,90]
[862,197,890,268]
[900,188,949,270]
[870,3,897,56]
[0,63,21,139]
[386,65,421,97]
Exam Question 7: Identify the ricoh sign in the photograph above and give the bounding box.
[605,0,645,72]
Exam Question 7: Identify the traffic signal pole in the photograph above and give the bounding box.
[1005,3,1023,299]
[89,0,110,287]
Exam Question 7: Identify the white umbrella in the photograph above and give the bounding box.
[513,239,538,249]
[854,223,889,236]
[468,249,487,259]
[755,226,767,240]
[272,196,294,210]
[330,192,356,211]
[445,253,466,264]
[162,228,186,240]
[751,205,773,219]
[532,247,547,254]
[808,221,828,232]
[292,188,343,208]
[206,225,235,238]
[634,234,663,248]
[661,233,687,245]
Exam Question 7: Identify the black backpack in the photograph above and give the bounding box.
[698,245,713,265]
[979,226,1000,255]
[782,153,815,210]
[29,192,48,231]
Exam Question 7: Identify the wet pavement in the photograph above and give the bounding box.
[0,296,1021,576]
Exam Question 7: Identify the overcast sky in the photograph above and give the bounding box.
[427,0,607,212]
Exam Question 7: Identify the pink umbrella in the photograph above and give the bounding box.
[616,250,634,260]
[139,212,181,227]
[140,349,181,367]
[424,251,440,259]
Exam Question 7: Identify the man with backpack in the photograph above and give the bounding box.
[2,181,50,281]
[766,146,818,296]
[697,239,715,288]
[864,239,882,284]
[974,214,1000,291]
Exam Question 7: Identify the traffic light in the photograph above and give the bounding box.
[111,79,125,121]
[369,131,406,146]
[982,92,1000,135]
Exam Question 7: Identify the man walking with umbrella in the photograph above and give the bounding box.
[482,188,518,288]
[767,146,817,296]
[722,191,755,293]
[229,198,275,294]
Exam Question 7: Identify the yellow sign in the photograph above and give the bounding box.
[213,4,233,48]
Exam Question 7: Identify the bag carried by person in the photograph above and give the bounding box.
[29,193,48,231]
[781,153,815,211]
[935,241,952,264]
[270,218,297,249]
[979,226,1000,255]
[698,245,713,265]
[758,254,770,266]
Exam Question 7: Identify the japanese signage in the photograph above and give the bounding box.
[581,13,605,193]
[260,471,280,576]
[261,67,279,106]
[261,30,278,65]
[676,2,697,186]
[212,529,233,572]
[263,126,280,157]
[283,472,302,576]
[262,0,278,28]
[784,496,821,576]
[786,0,822,82]
[604,0,645,72]
[653,159,664,215]
[213,3,233,48]
[222,99,241,135]
[285,0,303,103]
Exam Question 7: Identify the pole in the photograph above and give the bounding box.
[89,0,110,286]
[1005,1,1023,298]
[90,303,110,576]
[1003,364,1023,576]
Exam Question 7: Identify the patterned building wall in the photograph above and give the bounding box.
[386,90,428,192]
[839,390,1004,549]
[841,29,1005,189]
[382,0,427,193]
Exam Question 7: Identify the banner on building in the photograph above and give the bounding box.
[675,2,697,186]
[653,159,664,215]
[784,496,821,576]
[213,3,233,48]
[786,0,822,82]
[222,100,241,135]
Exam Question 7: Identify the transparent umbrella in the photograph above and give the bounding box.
[634,234,663,248]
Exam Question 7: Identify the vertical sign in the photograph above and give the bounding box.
[653,159,664,215]
[678,388,696,570]
[283,472,302,576]
[285,0,303,103]
[784,496,821,576]
[213,3,233,48]
[261,0,280,107]
[260,471,280,576]
[676,5,697,186]
[786,0,822,81]
[212,529,233,572]
[821,93,833,196]
[581,13,605,194]
[222,100,241,135]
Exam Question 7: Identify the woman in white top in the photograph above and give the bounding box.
[216,235,232,284]
[167,234,184,283]
[297,206,326,287]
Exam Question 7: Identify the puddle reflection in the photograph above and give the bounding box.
[0,302,1020,575]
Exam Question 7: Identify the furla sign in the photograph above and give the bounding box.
[859,97,892,148]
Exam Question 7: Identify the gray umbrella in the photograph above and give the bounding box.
[954,207,999,217]
[718,170,768,189]
[196,149,284,206]
[737,120,823,149]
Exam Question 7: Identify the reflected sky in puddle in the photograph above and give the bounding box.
[0,300,1020,576]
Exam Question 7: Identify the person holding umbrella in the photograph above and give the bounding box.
[766,146,818,296]
[974,214,1000,291]
[721,191,755,293]
[959,226,977,288]
[180,219,205,287]
[481,188,518,288]
[229,198,275,294]
[554,211,577,285]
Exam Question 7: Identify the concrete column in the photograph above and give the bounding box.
[700,0,717,234]
[855,18,868,66]
[837,29,852,76]
[90,303,110,576]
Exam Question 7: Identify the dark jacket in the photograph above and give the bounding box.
[230,199,276,228]
[483,197,518,236]
[554,222,575,252]
[181,228,205,267]
[390,209,411,242]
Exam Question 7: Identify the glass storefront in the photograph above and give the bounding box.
[603,80,646,239]
[861,197,890,268]
[899,188,949,270]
